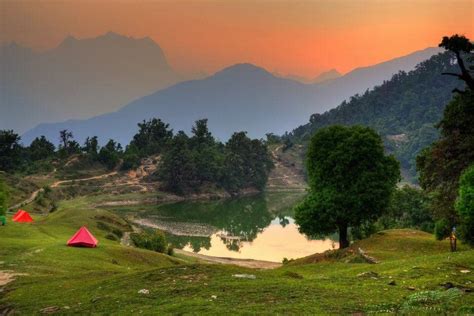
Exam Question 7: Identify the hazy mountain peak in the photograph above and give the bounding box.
[2,31,181,134]
[103,31,124,39]
[58,35,78,48]
[213,63,274,80]
[313,69,342,83]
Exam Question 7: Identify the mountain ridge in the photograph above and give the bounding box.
[287,51,462,180]
[22,46,442,146]
[0,32,181,133]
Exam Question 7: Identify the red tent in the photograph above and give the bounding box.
[13,210,34,223]
[13,209,26,221]
[67,226,98,248]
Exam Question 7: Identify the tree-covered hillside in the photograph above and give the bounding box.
[287,52,464,180]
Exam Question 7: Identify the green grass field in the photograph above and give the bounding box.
[1,196,473,314]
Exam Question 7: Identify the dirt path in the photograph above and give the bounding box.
[8,171,118,210]
[50,171,118,188]
[8,188,43,211]
[174,249,282,269]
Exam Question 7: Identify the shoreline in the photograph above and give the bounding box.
[173,249,282,269]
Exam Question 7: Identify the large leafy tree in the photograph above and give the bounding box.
[29,136,55,161]
[157,131,196,194]
[439,34,474,92]
[0,130,23,171]
[58,129,80,157]
[189,119,222,185]
[295,125,400,248]
[221,132,273,194]
[98,139,122,170]
[455,164,474,245]
[82,136,99,157]
[130,118,173,156]
[416,35,474,230]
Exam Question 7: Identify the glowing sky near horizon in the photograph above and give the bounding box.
[1,0,473,78]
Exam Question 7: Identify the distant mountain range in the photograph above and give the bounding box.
[1,32,181,134]
[18,36,441,145]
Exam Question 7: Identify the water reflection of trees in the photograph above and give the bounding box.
[149,195,275,251]
[165,234,212,253]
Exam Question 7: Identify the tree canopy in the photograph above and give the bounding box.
[158,121,273,195]
[129,118,173,157]
[439,34,474,92]
[295,125,400,248]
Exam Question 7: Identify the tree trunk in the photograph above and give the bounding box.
[338,223,349,249]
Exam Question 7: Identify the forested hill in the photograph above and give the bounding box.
[286,52,464,181]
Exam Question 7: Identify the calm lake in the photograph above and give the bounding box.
[130,192,338,262]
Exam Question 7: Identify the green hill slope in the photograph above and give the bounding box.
[287,52,464,180]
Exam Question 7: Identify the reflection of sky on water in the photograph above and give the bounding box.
[181,216,337,262]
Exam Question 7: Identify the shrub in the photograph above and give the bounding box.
[112,228,123,238]
[0,181,7,216]
[105,233,119,241]
[434,219,451,240]
[455,164,474,245]
[130,230,167,253]
[167,245,174,256]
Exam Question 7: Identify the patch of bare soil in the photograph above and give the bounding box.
[0,271,28,287]
[174,249,282,269]
[267,145,307,191]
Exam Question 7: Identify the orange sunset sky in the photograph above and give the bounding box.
[1,0,473,78]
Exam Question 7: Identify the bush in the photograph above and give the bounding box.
[130,230,167,253]
[167,245,174,256]
[0,180,7,216]
[351,221,379,240]
[455,164,474,245]
[434,219,451,240]
[378,185,433,232]
[105,233,119,241]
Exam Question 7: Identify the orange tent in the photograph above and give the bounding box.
[13,210,34,223]
[67,226,98,248]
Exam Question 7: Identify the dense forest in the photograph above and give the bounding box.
[286,52,464,180]
[0,118,273,196]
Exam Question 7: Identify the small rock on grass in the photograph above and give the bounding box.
[388,280,396,286]
[407,286,416,291]
[357,271,379,278]
[40,306,60,314]
[138,289,150,295]
[232,274,256,279]
[460,269,470,274]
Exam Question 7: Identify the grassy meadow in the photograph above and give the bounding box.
[1,195,473,314]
